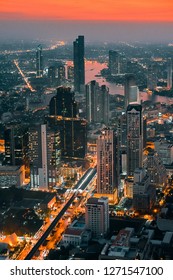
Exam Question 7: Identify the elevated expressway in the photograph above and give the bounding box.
[24,167,96,260]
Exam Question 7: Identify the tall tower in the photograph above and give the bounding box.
[36,45,43,78]
[48,87,87,159]
[85,197,109,238]
[4,125,28,167]
[100,85,109,126]
[86,80,99,123]
[73,35,85,93]
[86,81,109,125]
[167,58,172,90]
[124,74,136,108]
[48,66,57,86]
[29,124,61,189]
[109,50,121,75]
[147,63,157,91]
[126,104,143,177]
[97,129,119,203]
[128,85,140,104]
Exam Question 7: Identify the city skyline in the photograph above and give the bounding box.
[0,1,173,262]
[1,20,173,43]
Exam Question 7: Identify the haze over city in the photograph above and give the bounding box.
[1,0,173,262]
[1,20,173,43]
[0,0,173,42]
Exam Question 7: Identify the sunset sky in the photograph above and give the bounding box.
[1,0,173,21]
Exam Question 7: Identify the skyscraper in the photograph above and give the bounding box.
[36,45,43,78]
[4,125,28,168]
[126,104,143,177]
[128,85,140,104]
[48,66,57,86]
[85,197,109,238]
[97,129,119,203]
[167,58,172,90]
[86,80,109,125]
[124,74,136,108]
[109,50,121,75]
[147,63,157,91]
[73,35,85,93]
[48,87,87,159]
[146,150,167,187]
[29,124,61,189]
[133,168,156,212]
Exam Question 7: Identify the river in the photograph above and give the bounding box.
[84,60,173,105]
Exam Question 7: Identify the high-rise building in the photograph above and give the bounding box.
[86,80,109,125]
[133,168,156,212]
[154,141,173,165]
[48,87,87,159]
[126,104,143,177]
[128,85,140,104]
[85,197,109,238]
[4,125,28,168]
[73,35,85,93]
[57,64,66,85]
[36,45,43,78]
[97,129,119,203]
[48,66,57,86]
[167,58,172,90]
[67,65,74,81]
[29,124,61,189]
[109,50,121,75]
[124,74,136,108]
[147,63,157,91]
[146,150,167,187]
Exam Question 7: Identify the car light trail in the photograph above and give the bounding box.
[13,59,36,92]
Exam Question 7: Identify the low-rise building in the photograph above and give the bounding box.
[0,165,25,188]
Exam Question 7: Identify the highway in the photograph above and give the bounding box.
[24,167,96,260]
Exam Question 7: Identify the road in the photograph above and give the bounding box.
[24,167,96,260]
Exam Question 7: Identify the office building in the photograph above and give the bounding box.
[86,80,109,125]
[155,141,173,165]
[48,66,57,86]
[167,58,172,89]
[4,125,28,168]
[109,50,121,75]
[97,129,119,203]
[0,165,25,188]
[146,150,167,187]
[133,168,156,212]
[36,44,43,78]
[73,35,85,93]
[48,87,87,159]
[147,63,157,91]
[67,65,74,80]
[57,64,66,85]
[128,85,140,104]
[29,124,61,189]
[126,104,143,177]
[85,197,109,238]
[124,74,136,108]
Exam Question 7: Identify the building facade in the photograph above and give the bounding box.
[97,129,119,202]
[29,124,61,189]
[86,80,109,125]
[85,197,109,238]
[126,104,143,177]
[73,35,85,93]
[36,44,43,78]
[48,87,87,159]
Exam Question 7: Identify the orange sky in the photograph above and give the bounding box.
[0,0,173,21]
